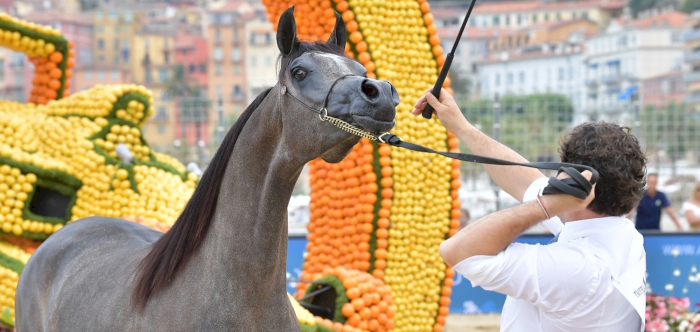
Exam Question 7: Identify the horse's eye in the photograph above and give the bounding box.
[293,69,307,81]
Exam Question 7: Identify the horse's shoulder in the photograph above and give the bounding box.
[43,217,162,250]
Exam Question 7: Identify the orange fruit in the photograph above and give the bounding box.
[49,52,63,63]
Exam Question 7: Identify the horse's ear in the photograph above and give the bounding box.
[277,7,298,56]
[326,11,346,48]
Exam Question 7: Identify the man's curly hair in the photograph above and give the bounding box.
[559,122,647,216]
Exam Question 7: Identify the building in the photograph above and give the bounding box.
[92,10,142,69]
[173,27,211,148]
[489,18,599,52]
[244,16,277,105]
[21,10,94,91]
[585,11,688,117]
[437,26,507,81]
[641,71,685,106]
[684,11,700,106]
[72,64,132,92]
[475,42,587,114]
[206,1,254,122]
[0,50,33,102]
[468,0,625,30]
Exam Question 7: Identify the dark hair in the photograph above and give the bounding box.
[559,122,647,216]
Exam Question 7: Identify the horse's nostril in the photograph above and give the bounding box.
[361,80,379,100]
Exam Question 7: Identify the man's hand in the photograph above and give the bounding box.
[540,171,597,217]
[412,88,470,137]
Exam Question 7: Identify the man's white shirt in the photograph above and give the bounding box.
[453,177,646,331]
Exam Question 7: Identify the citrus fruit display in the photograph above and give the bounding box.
[263,1,461,331]
[0,13,74,104]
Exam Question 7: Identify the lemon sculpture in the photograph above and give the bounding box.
[0,16,198,327]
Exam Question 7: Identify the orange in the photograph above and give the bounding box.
[349,31,362,44]
[49,52,63,63]
[342,303,355,318]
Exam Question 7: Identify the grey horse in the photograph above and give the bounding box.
[15,7,398,331]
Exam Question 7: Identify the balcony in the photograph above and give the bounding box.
[684,71,700,83]
[601,73,621,86]
[685,93,700,104]
[685,50,700,65]
[686,30,700,42]
[585,79,598,88]
[231,93,245,101]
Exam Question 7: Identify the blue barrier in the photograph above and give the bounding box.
[286,233,700,314]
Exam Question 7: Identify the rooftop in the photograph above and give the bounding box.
[619,11,688,28]
[438,26,515,40]
[21,9,92,25]
[472,0,625,14]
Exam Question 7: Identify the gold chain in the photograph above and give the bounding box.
[319,108,378,141]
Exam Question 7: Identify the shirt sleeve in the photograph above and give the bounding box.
[453,242,600,315]
[522,177,564,235]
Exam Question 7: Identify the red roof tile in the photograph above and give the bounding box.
[621,11,688,28]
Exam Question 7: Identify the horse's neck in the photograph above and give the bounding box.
[200,98,301,294]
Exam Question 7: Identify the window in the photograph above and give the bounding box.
[161,91,169,102]
[506,72,513,85]
[122,39,129,48]
[98,70,105,81]
[113,26,118,33]
[96,12,103,19]
[97,39,104,49]
[495,73,500,86]
[517,15,522,25]
[519,71,525,84]
[159,69,169,82]
[215,85,222,97]
[113,56,119,64]
[493,16,500,26]
[111,70,118,80]
[251,57,257,67]
[113,39,119,50]
[544,13,549,21]
[144,38,150,50]
[222,14,233,25]
[582,11,589,19]
[215,29,221,42]
[532,14,537,23]
[556,12,561,21]
[671,32,683,43]
[572,12,577,19]
[215,63,222,76]
[124,12,133,22]
[265,56,272,67]
[145,70,152,83]
[96,26,104,33]
[232,85,242,96]
[214,47,222,61]
[79,48,92,64]
[98,55,104,62]
[199,64,206,73]
[234,29,240,43]
[122,26,129,33]
[232,47,241,61]
[157,124,165,134]
[558,67,564,81]
[108,12,119,19]
[505,16,510,26]
[13,73,22,85]
[189,64,196,73]
[234,65,241,76]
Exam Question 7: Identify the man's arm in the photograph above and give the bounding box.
[412,89,543,202]
[685,209,700,227]
[440,171,595,266]
[665,207,683,231]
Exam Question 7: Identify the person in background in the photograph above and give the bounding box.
[681,182,700,231]
[629,173,683,231]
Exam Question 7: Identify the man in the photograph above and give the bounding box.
[630,173,682,231]
[413,89,647,331]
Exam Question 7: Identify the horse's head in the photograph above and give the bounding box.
[275,7,398,163]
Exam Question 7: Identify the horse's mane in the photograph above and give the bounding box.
[132,40,345,309]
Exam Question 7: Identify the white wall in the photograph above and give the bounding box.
[477,51,586,113]
[244,18,278,105]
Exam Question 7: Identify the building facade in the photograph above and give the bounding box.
[641,71,686,106]
[685,11,700,106]
[585,11,688,116]
[476,43,587,114]
[244,16,277,105]
[469,0,625,30]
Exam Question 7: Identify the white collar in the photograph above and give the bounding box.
[558,216,629,243]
